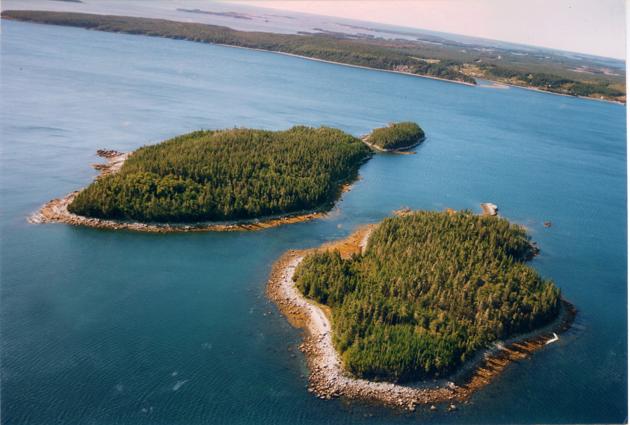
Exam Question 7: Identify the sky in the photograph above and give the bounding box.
[233,0,626,59]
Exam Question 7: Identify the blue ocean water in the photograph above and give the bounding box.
[0,20,626,424]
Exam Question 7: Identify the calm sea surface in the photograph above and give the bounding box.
[1,20,627,424]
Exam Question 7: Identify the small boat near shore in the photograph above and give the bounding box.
[545,332,559,345]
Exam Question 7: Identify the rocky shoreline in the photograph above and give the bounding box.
[29,149,333,232]
[480,202,499,216]
[361,135,425,154]
[267,225,576,411]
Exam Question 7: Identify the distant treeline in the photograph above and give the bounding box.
[367,122,425,150]
[294,211,561,382]
[0,10,473,84]
[68,126,371,222]
[3,10,624,101]
[480,64,626,99]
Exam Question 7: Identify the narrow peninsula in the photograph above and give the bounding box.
[267,210,575,409]
[32,126,373,232]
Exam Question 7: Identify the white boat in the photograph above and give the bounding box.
[545,332,559,345]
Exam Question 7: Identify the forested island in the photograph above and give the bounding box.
[68,127,370,223]
[294,210,560,382]
[268,210,573,408]
[2,10,625,102]
[364,122,425,151]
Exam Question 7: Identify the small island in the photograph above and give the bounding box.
[32,126,373,231]
[268,210,575,409]
[362,122,425,152]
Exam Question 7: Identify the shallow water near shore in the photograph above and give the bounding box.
[1,20,627,424]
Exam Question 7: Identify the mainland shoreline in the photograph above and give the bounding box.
[2,13,624,104]
[267,225,576,411]
[223,46,477,87]
[0,13,474,88]
[257,50,624,105]
[487,79,626,106]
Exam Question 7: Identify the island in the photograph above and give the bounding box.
[363,122,425,152]
[1,10,625,102]
[267,210,575,409]
[32,126,373,232]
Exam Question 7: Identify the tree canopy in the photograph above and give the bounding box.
[68,126,371,222]
[294,210,561,382]
[367,122,425,150]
